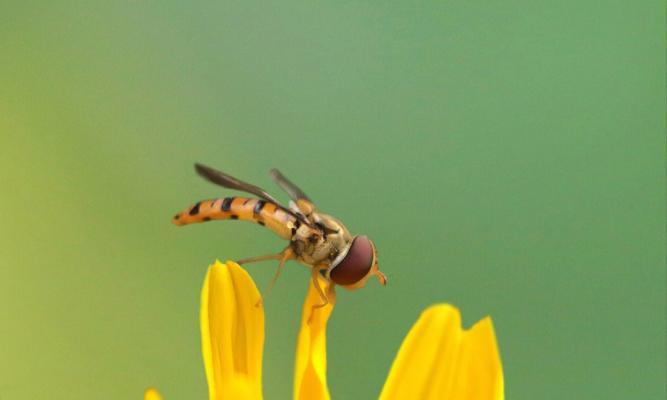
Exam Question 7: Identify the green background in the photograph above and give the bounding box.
[1,1,664,399]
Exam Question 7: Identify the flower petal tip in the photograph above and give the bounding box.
[380,303,504,400]
[200,258,265,400]
[143,388,162,400]
[293,277,336,400]
[422,303,462,320]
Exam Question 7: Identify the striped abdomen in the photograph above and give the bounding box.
[172,197,297,240]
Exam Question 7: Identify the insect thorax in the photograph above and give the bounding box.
[291,213,352,267]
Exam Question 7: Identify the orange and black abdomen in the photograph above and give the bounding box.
[172,197,296,240]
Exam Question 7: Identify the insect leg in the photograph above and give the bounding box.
[310,266,331,310]
[237,253,283,265]
[255,247,294,307]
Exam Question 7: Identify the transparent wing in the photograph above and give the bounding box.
[269,168,336,233]
[269,168,313,204]
[195,163,283,204]
[195,163,315,228]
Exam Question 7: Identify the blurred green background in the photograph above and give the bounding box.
[0,1,664,399]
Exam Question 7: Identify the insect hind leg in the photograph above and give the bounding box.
[253,247,294,307]
[237,252,283,265]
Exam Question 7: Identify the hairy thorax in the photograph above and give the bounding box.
[291,212,353,267]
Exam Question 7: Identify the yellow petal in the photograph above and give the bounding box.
[293,275,336,400]
[380,304,504,400]
[200,260,265,400]
[143,388,162,400]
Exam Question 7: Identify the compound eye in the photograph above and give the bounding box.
[329,235,374,286]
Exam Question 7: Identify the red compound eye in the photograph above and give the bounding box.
[329,235,374,286]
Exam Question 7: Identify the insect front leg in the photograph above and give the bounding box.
[310,266,334,311]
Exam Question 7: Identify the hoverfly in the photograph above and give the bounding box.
[173,163,387,306]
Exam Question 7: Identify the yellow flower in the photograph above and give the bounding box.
[143,388,163,400]
[146,260,504,399]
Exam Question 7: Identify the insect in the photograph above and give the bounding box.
[173,163,387,306]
